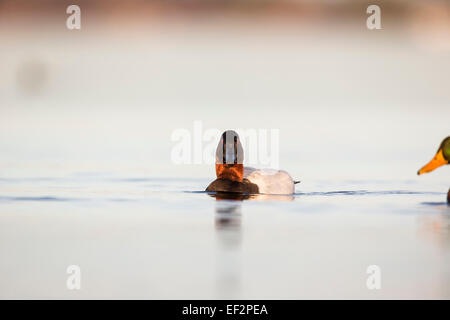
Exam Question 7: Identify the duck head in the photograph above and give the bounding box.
[215,130,244,182]
[417,136,450,175]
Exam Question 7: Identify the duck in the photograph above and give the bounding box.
[205,130,299,195]
[417,136,450,203]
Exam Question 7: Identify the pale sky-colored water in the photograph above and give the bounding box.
[0,177,449,299]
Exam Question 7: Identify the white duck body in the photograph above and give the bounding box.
[244,167,295,195]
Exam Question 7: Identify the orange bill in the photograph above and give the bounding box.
[417,150,448,175]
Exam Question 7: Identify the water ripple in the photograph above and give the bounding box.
[0,196,81,202]
[295,190,443,196]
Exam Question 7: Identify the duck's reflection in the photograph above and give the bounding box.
[210,192,245,298]
[418,211,450,248]
[209,192,294,202]
[417,210,450,297]
[208,192,294,297]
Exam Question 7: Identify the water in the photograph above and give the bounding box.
[1,3,450,299]
[0,175,449,299]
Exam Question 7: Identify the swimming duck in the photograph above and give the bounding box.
[205,130,298,195]
[417,136,450,203]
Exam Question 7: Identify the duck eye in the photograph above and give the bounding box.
[444,139,450,160]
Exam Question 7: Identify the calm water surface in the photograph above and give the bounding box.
[1,2,450,300]
[0,175,449,299]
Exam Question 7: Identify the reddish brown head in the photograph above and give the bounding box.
[215,130,244,182]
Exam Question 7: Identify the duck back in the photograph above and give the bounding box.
[245,168,295,195]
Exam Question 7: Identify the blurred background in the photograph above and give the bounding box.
[0,0,449,184]
[1,0,450,300]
